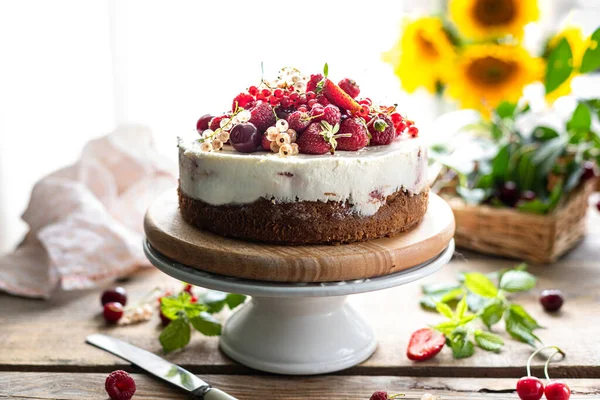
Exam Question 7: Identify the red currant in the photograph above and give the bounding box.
[357,105,369,117]
[288,85,295,92]
[101,287,127,306]
[248,86,258,96]
[290,92,299,102]
[298,94,307,105]
[544,381,570,400]
[261,89,271,97]
[274,89,284,98]
[516,376,545,400]
[306,91,316,100]
[103,302,124,323]
[307,99,318,108]
[256,93,266,101]
[183,284,193,294]
[269,96,280,105]
[408,126,419,137]
[390,112,402,124]
[280,96,292,108]
[190,295,198,303]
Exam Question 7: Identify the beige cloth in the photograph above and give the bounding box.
[0,125,175,298]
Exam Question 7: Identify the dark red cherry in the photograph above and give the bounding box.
[540,289,564,312]
[229,123,261,153]
[101,287,127,306]
[103,302,124,323]
[196,114,213,133]
[499,181,520,207]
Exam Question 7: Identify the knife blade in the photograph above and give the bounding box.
[86,334,237,400]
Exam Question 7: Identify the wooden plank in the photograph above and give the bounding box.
[1,373,599,399]
[144,191,454,282]
[0,203,598,377]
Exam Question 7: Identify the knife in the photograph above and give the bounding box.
[86,334,237,400]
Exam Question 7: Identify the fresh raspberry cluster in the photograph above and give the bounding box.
[195,65,419,156]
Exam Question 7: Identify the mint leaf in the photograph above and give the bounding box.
[466,292,487,313]
[580,27,600,73]
[496,101,517,119]
[480,300,506,329]
[499,270,536,292]
[504,304,542,346]
[567,103,592,133]
[448,328,475,359]
[323,63,329,78]
[464,273,498,298]
[201,291,228,313]
[474,330,504,352]
[455,296,468,319]
[420,287,463,310]
[160,292,207,320]
[189,312,222,336]
[434,320,458,336]
[545,37,573,94]
[422,282,462,294]
[159,317,191,353]
[226,293,246,309]
[435,302,454,319]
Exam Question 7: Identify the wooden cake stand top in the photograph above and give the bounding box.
[144,191,455,283]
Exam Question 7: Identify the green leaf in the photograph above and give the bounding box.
[517,198,550,214]
[567,103,592,133]
[161,292,207,320]
[456,187,488,205]
[435,302,454,319]
[564,162,584,193]
[434,320,458,335]
[448,329,475,359]
[496,101,517,119]
[474,330,504,352]
[504,304,542,346]
[226,293,246,309]
[533,126,560,141]
[189,312,222,336]
[480,300,506,330]
[422,282,462,295]
[323,62,329,78]
[159,317,191,353]
[492,143,513,184]
[545,37,574,94]
[499,270,537,292]
[455,296,468,319]
[532,136,567,179]
[466,292,487,313]
[464,273,499,298]
[548,179,564,212]
[201,291,228,313]
[580,27,600,73]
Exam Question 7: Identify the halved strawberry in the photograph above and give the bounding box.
[321,79,362,115]
[406,328,445,361]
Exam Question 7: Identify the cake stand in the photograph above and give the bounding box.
[143,192,455,375]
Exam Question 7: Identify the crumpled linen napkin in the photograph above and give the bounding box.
[0,125,176,298]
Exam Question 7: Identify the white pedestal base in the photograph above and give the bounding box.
[220,296,376,375]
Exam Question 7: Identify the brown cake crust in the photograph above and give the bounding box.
[178,186,429,245]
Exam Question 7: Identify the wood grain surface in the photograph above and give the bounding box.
[144,191,455,282]
[1,373,599,399]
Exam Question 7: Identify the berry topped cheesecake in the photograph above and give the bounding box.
[178,65,428,245]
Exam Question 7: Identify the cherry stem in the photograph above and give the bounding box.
[544,349,563,381]
[389,395,405,399]
[526,345,566,377]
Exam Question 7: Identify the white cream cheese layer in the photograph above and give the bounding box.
[178,136,428,216]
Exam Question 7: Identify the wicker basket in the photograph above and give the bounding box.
[445,179,596,263]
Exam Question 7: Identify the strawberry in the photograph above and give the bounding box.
[406,328,445,361]
[337,117,369,151]
[209,115,227,131]
[296,122,331,155]
[338,78,360,98]
[287,111,311,132]
[232,93,255,112]
[248,101,276,132]
[322,79,362,115]
[306,73,324,93]
[322,105,341,126]
[369,116,396,145]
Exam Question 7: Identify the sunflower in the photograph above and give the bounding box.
[545,26,589,102]
[446,44,543,117]
[383,17,456,94]
[449,0,539,40]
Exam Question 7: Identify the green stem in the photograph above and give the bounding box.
[526,345,565,377]
[544,349,564,381]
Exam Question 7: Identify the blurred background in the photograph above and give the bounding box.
[1,0,599,254]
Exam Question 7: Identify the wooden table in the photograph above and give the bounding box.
[1,196,599,399]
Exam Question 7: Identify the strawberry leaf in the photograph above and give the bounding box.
[323,63,329,78]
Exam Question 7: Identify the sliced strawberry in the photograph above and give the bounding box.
[407,328,445,361]
[322,79,362,115]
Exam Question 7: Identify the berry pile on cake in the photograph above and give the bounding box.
[178,65,428,245]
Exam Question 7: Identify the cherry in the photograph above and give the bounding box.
[540,289,564,312]
[580,161,597,182]
[229,122,261,153]
[196,114,213,133]
[103,302,124,323]
[499,181,520,207]
[544,380,570,400]
[101,287,127,306]
[521,190,537,201]
[516,376,545,400]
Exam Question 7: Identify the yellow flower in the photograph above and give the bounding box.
[447,44,543,117]
[383,17,456,94]
[449,0,539,40]
[545,26,589,102]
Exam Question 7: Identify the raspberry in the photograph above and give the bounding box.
[296,122,331,154]
[316,94,329,106]
[337,117,369,151]
[306,73,324,93]
[248,101,276,132]
[209,115,227,131]
[105,370,136,400]
[369,116,396,145]
[338,77,360,98]
[322,105,341,126]
[310,105,325,119]
[232,92,255,111]
[288,111,311,132]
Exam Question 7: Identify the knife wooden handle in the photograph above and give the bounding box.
[204,388,238,400]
